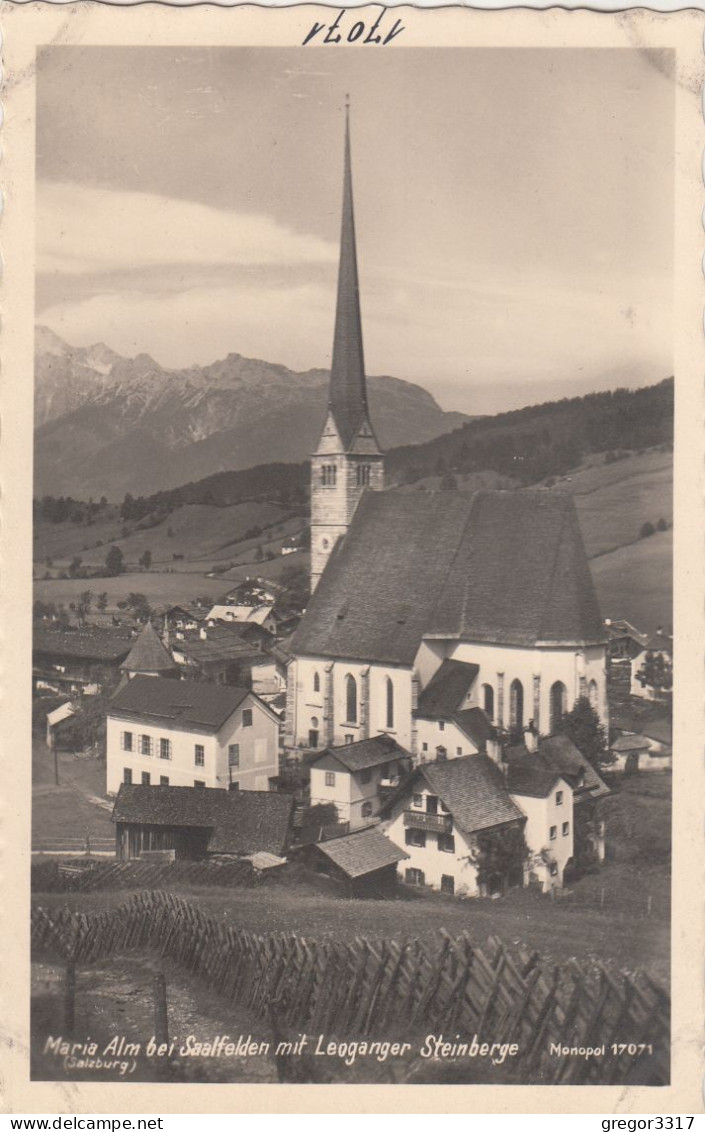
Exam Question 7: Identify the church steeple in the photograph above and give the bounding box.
[328,99,369,449]
[310,102,385,594]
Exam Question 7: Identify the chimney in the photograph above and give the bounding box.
[524,721,538,753]
[200,627,207,640]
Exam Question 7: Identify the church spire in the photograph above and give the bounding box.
[328,98,369,449]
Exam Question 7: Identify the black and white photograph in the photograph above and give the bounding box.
[6,8,697,1105]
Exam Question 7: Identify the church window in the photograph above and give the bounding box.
[588,679,598,709]
[313,671,320,693]
[309,717,319,749]
[385,677,394,729]
[509,680,524,731]
[482,684,494,720]
[321,464,337,487]
[356,464,371,487]
[550,681,567,733]
[345,674,358,723]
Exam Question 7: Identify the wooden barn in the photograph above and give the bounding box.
[306,826,409,898]
[112,784,293,862]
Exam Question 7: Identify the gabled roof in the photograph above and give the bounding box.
[453,707,494,749]
[504,734,609,800]
[112,785,293,856]
[416,660,479,719]
[312,733,410,774]
[292,490,604,666]
[644,632,673,656]
[418,755,524,834]
[109,674,251,732]
[315,826,408,878]
[121,621,178,673]
[34,626,133,663]
[506,762,563,799]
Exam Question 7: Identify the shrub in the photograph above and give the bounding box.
[640,521,655,539]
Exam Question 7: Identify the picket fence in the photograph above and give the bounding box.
[31,892,669,1085]
[32,858,254,893]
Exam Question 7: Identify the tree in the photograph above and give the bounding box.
[557,696,612,771]
[472,825,529,895]
[640,521,655,539]
[68,555,83,579]
[656,517,668,532]
[635,651,673,697]
[127,592,152,622]
[97,592,109,613]
[139,549,153,571]
[105,545,124,576]
[76,590,93,625]
[299,802,339,832]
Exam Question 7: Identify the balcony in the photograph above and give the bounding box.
[403,810,452,834]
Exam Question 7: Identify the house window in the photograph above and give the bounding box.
[159,738,171,760]
[228,744,240,767]
[412,793,423,808]
[482,684,494,720]
[361,801,373,818]
[550,825,557,840]
[159,775,169,786]
[121,731,133,751]
[194,780,206,788]
[140,735,152,756]
[556,790,563,806]
[242,708,253,728]
[141,772,151,786]
[360,769,372,785]
[356,464,371,487]
[437,833,455,853]
[325,771,336,787]
[345,734,354,744]
[510,679,524,731]
[405,867,425,886]
[405,829,426,848]
[320,464,337,487]
[123,767,132,784]
[588,679,598,709]
[426,796,439,814]
[436,746,447,761]
[441,874,455,895]
[195,744,205,767]
[385,677,394,730]
[438,721,445,732]
[456,747,462,756]
[550,681,567,733]
[313,671,320,693]
[345,674,358,723]
[422,743,428,752]
[562,822,570,836]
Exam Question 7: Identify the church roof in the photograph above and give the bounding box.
[416,659,480,719]
[292,489,604,665]
[120,621,178,673]
[327,107,376,451]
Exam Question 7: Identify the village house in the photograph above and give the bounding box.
[106,674,280,795]
[307,734,410,829]
[285,111,609,768]
[303,825,409,897]
[33,625,133,695]
[112,783,293,861]
[169,623,267,686]
[206,602,277,634]
[630,630,673,701]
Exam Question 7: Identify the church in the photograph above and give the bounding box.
[285,109,609,774]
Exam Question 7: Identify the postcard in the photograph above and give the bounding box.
[1,1,703,1114]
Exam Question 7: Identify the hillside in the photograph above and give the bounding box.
[33,327,468,499]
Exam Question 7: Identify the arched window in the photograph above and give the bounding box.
[313,670,320,693]
[308,716,319,749]
[482,684,494,720]
[550,681,567,732]
[588,679,598,710]
[385,677,394,730]
[345,674,357,724]
[510,679,524,731]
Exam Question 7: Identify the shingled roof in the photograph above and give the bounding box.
[416,660,480,719]
[504,734,609,801]
[453,707,495,749]
[312,733,410,774]
[112,785,293,855]
[315,826,408,878]
[34,626,133,663]
[292,490,604,665]
[418,756,524,834]
[109,674,250,731]
[121,621,178,674]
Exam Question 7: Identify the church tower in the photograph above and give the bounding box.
[310,103,384,592]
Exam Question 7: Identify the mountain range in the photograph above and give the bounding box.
[34,327,468,500]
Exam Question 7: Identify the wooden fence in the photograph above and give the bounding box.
[32,858,254,893]
[31,892,669,1085]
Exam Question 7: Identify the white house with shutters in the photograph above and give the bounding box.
[106,675,280,795]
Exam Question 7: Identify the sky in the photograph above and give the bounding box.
[36,46,674,415]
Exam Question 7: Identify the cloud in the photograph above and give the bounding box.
[38,181,337,276]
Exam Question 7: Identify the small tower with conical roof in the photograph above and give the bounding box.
[310,101,384,593]
[120,621,179,680]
